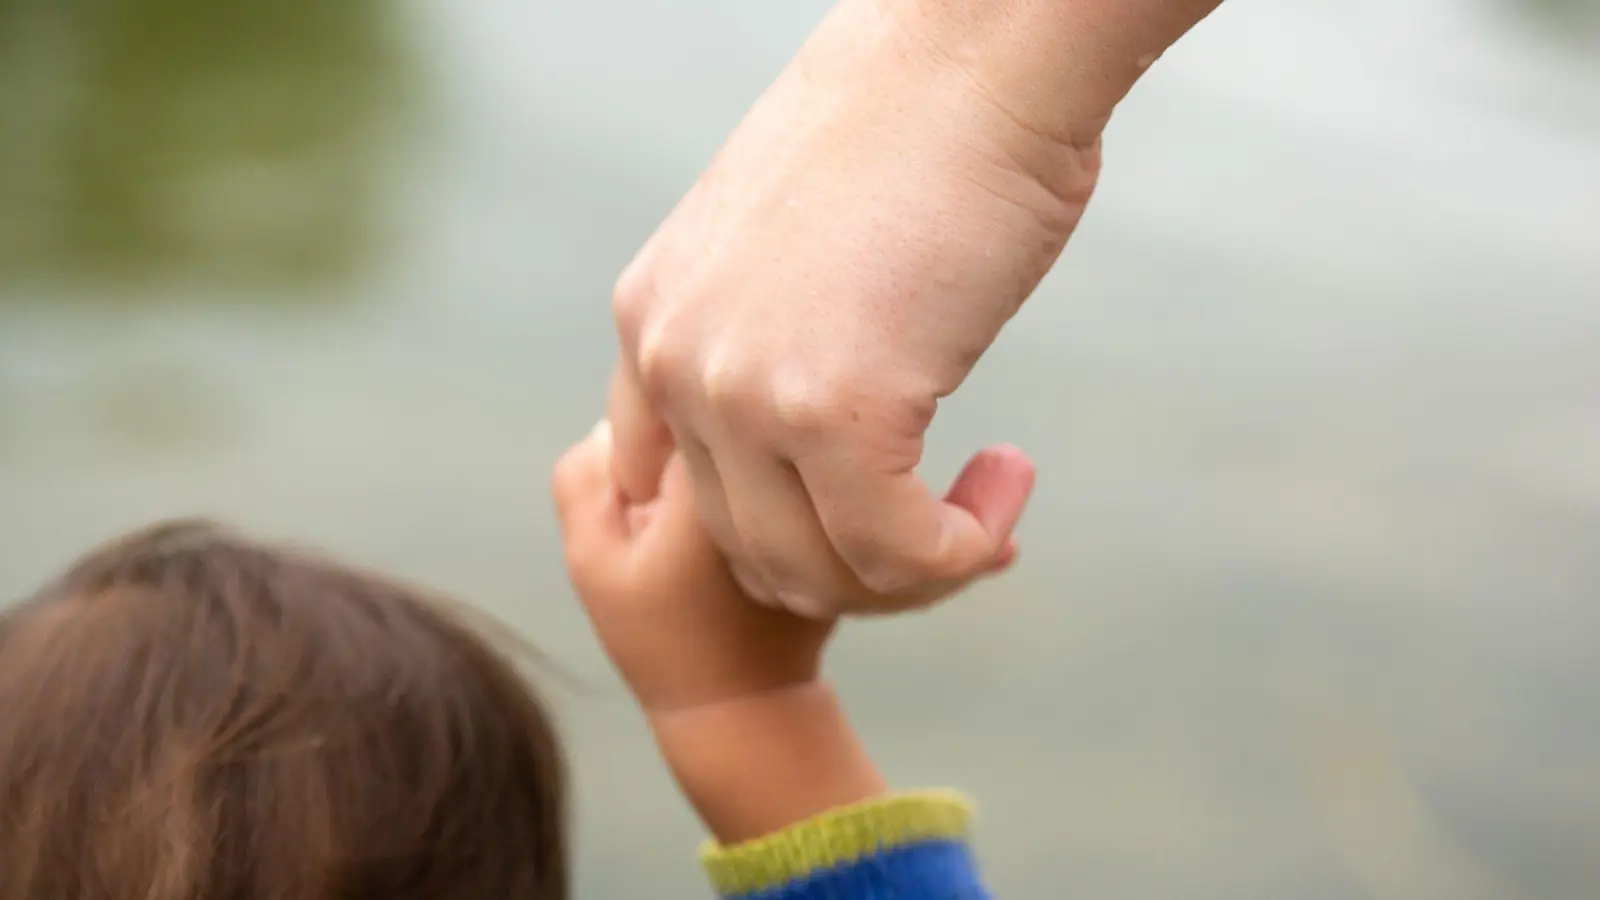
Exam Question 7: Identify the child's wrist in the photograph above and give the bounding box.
[648,681,887,845]
[631,667,824,716]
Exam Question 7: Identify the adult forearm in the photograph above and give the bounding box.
[780,0,1223,216]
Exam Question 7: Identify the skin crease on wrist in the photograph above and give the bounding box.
[881,0,1227,141]
[648,682,887,846]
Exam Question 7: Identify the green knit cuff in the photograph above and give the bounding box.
[700,789,973,897]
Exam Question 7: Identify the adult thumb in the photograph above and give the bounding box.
[803,444,1035,597]
[606,362,675,504]
[943,444,1036,550]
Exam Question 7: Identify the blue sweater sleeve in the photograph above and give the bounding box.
[700,790,990,900]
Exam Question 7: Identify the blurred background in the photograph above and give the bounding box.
[1,0,1597,897]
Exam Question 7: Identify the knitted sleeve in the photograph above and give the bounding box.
[700,790,990,900]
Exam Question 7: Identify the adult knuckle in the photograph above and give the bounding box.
[701,345,765,417]
[774,369,927,446]
[610,259,655,339]
[771,393,832,436]
[633,325,692,401]
[768,372,856,439]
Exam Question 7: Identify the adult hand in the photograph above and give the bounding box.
[608,0,1219,615]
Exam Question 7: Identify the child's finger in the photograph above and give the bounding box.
[552,421,629,563]
[551,421,610,519]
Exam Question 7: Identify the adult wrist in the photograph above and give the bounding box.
[875,0,1225,140]
[795,0,1112,219]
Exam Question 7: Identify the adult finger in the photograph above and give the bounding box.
[799,443,1035,597]
[670,432,767,599]
[607,362,675,505]
[715,441,863,619]
[631,454,724,571]
[943,445,1037,546]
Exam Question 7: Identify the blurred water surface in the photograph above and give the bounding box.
[2,1,1598,898]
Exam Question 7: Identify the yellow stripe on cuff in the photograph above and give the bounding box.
[701,789,973,897]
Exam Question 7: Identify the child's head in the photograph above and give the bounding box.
[0,519,566,900]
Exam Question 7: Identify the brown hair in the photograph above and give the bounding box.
[0,519,567,900]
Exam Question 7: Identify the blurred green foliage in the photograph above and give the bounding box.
[0,0,410,296]
[0,0,1586,302]
[1515,0,1600,30]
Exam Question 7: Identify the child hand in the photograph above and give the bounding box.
[552,421,834,713]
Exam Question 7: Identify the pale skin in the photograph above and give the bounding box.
[609,0,1226,617]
